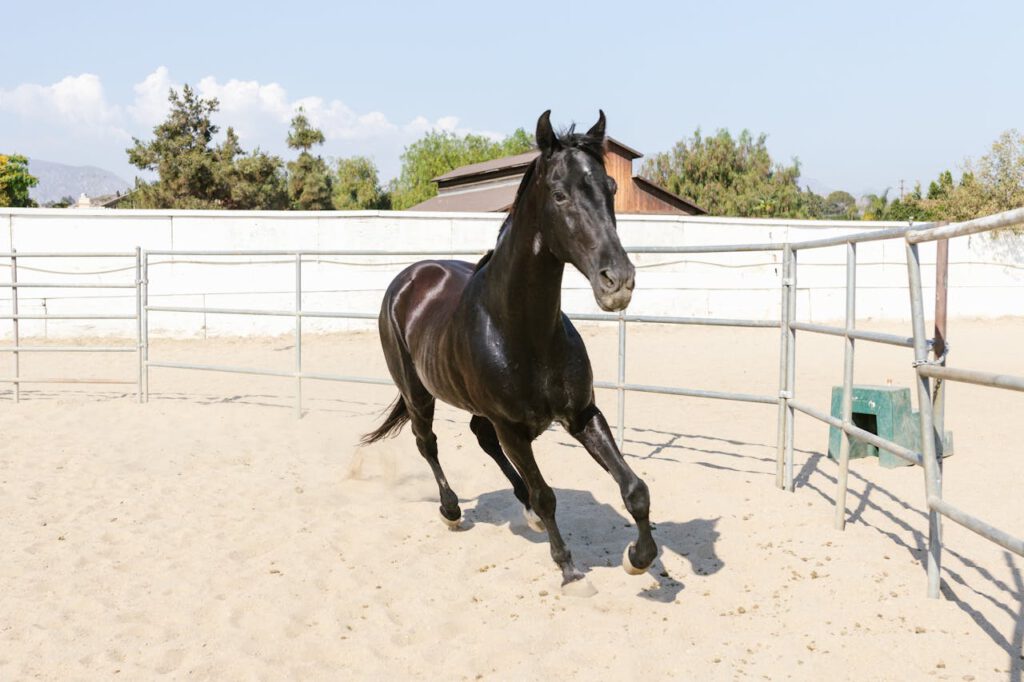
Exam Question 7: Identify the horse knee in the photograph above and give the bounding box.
[531,486,557,519]
[624,478,650,519]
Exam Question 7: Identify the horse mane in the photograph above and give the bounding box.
[474,126,606,274]
[498,126,606,234]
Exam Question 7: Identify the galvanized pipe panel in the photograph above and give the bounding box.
[928,496,1024,557]
[835,243,857,530]
[0,346,136,353]
[0,252,138,258]
[791,225,915,251]
[789,322,916,348]
[907,206,1024,244]
[298,311,378,320]
[135,248,143,404]
[784,249,798,491]
[775,247,793,489]
[146,361,296,378]
[0,314,136,320]
[616,311,626,449]
[147,305,294,317]
[916,364,1024,393]
[295,254,302,418]
[0,282,137,289]
[300,372,393,386]
[9,251,19,402]
[0,377,135,384]
[788,399,922,466]
[906,241,943,599]
[594,380,778,405]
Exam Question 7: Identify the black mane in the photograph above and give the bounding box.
[503,127,606,227]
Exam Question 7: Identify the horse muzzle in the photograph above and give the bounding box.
[592,263,635,312]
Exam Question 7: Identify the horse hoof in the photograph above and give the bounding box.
[622,543,648,576]
[561,577,597,598]
[524,508,546,532]
[440,510,462,530]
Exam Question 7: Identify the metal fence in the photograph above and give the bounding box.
[4,209,1023,600]
[772,207,1024,599]
[139,246,786,436]
[0,249,143,401]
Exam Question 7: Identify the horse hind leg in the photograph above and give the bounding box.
[469,416,542,531]
[408,397,463,529]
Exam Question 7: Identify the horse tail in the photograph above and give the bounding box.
[360,395,410,445]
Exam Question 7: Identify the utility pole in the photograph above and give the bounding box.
[899,179,905,200]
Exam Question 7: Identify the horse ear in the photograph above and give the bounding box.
[586,110,606,139]
[536,110,558,156]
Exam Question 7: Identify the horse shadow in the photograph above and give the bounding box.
[466,487,722,603]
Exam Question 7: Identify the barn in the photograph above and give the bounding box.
[409,137,706,214]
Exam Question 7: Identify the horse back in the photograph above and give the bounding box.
[381,259,474,356]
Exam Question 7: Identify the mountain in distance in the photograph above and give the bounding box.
[27,159,132,205]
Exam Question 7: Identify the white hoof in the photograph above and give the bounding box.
[562,578,598,598]
[524,508,546,532]
[440,510,462,530]
[622,543,647,576]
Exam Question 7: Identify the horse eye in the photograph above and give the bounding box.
[552,190,568,203]
[607,178,618,194]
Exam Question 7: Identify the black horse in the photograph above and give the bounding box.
[362,110,657,587]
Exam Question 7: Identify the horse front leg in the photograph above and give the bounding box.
[493,423,585,587]
[569,404,658,575]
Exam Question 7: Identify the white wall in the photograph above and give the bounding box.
[1,208,1022,339]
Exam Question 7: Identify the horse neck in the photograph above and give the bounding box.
[483,196,566,342]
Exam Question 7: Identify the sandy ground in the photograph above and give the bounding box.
[1,319,1022,681]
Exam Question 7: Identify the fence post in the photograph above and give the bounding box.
[295,253,303,419]
[142,251,149,403]
[775,246,792,489]
[932,237,949,454]
[784,247,798,492]
[9,248,19,403]
[616,309,625,450]
[906,240,942,599]
[834,242,857,529]
[135,247,143,403]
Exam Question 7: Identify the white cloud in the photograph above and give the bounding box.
[0,67,506,179]
[128,66,178,130]
[0,73,127,139]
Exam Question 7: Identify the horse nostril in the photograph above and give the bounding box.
[599,269,618,292]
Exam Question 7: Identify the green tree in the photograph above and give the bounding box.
[970,129,1024,216]
[126,85,287,209]
[127,85,222,208]
[217,129,289,210]
[0,154,39,207]
[885,184,935,221]
[389,128,534,210]
[286,109,333,210]
[333,156,390,210]
[641,129,812,217]
[823,191,858,220]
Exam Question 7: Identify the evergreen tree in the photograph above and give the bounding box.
[126,86,287,209]
[286,109,333,210]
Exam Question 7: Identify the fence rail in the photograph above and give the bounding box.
[1,248,142,402]
[140,247,785,429]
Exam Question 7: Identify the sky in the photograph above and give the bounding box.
[2,0,1021,196]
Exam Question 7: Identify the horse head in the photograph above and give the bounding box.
[533,110,636,312]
